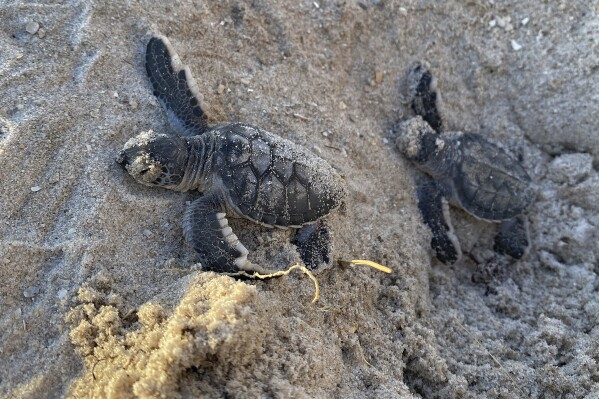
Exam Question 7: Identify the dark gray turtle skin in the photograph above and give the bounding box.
[117,35,344,274]
[396,63,535,264]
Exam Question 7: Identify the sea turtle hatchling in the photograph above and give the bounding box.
[395,62,536,264]
[117,35,345,274]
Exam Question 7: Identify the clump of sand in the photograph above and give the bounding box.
[65,268,453,398]
[67,274,265,397]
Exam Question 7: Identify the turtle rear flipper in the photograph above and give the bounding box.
[407,62,443,133]
[292,220,331,269]
[417,182,462,264]
[494,216,530,259]
[184,193,269,273]
[146,35,209,136]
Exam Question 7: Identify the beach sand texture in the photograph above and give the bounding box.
[1,1,598,398]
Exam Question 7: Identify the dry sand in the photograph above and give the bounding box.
[1,1,598,398]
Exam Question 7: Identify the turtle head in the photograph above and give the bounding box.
[117,130,188,189]
[395,116,440,165]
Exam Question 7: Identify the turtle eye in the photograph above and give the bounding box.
[139,168,150,175]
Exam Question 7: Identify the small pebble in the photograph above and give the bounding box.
[129,100,138,110]
[31,186,41,192]
[38,29,46,39]
[511,40,523,51]
[143,229,153,238]
[497,16,513,31]
[240,78,250,85]
[375,71,383,84]
[339,101,347,110]
[313,1,320,8]
[26,21,40,35]
[113,91,119,98]
[521,17,529,26]
[23,286,40,298]
[489,19,497,28]
[399,7,408,16]
[217,84,226,94]
[68,228,76,234]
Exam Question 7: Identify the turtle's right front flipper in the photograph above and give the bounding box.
[407,62,443,133]
[146,35,209,136]
[417,182,462,264]
[184,193,257,273]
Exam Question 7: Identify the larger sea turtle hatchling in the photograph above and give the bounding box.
[395,62,536,264]
[117,35,345,274]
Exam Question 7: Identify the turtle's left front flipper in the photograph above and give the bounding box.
[184,193,257,273]
[146,35,209,136]
[494,216,530,259]
[417,182,462,264]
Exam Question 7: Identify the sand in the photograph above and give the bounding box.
[1,1,597,398]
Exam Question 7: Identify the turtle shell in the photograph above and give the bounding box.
[212,123,345,227]
[451,133,535,221]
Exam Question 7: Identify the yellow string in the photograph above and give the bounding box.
[225,264,320,304]
[350,259,393,274]
[224,259,391,304]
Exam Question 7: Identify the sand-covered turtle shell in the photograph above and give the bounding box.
[213,123,345,228]
[450,133,535,221]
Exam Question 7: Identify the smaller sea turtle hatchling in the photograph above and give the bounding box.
[395,62,536,264]
[117,35,345,274]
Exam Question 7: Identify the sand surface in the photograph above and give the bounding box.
[1,1,598,398]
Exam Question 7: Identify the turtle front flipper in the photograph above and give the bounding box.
[292,220,331,269]
[493,216,530,259]
[146,35,209,136]
[407,62,443,133]
[417,182,462,264]
[184,193,263,273]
